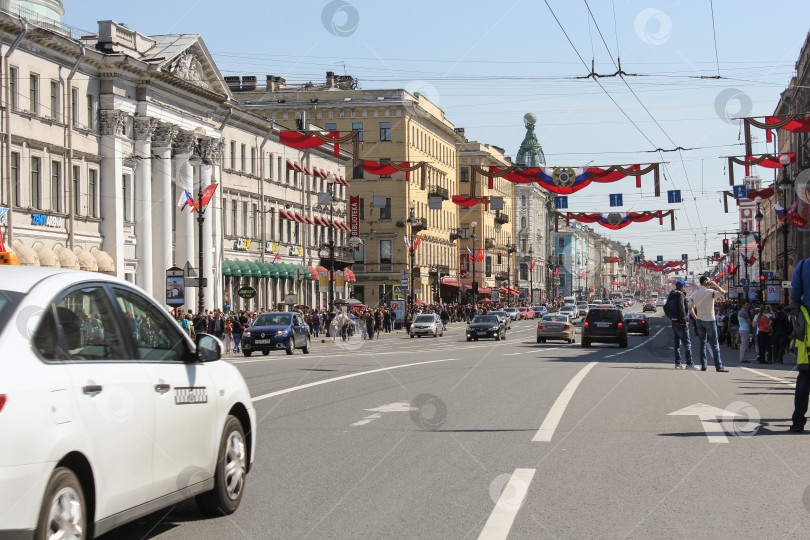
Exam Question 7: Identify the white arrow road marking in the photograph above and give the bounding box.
[251,358,461,402]
[350,402,416,427]
[740,367,796,387]
[532,362,598,442]
[478,468,536,540]
[668,403,742,443]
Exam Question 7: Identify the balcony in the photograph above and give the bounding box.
[485,238,496,249]
[317,244,356,269]
[410,217,428,233]
[495,271,508,281]
[428,185,450,200]
[495,213,510,225]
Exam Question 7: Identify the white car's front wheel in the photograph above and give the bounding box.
[197,415,247,516]
[36,467,86,540]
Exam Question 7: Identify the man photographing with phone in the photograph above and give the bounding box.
[689,275,728,372]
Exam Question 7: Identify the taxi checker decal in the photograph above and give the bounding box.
[175,387,208,405]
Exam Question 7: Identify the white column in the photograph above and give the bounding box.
[134,117,157,297]
[174,131,196,312]
[200,160,214,312]
[211,143,224,311]
[99,110,128,277]
[151,123,178,298]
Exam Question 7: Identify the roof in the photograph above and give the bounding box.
[0,266,126,293]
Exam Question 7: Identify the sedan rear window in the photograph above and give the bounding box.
[587,309,621,322]
[543,315,568,322]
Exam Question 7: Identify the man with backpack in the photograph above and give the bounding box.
[664,280,697,370]
[790,258,810,432]
[230,312,244,353]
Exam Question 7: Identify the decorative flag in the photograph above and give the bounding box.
[404,235,412,251]
[466,248,474,262]
[272,252,281,265]
[177,189,194,211]
[530,260,537,269]
[413,235,422,251]
[199,183,219,210]
[774,203,786,221]
[476,248,484,263]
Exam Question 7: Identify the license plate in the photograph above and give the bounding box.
[596,322,610,328]
[547,325,561,331]
[255,339,273,344]
[477,331,487,335]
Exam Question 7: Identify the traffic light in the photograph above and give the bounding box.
[722,239,729,253]
[433,292,439,302]
[497,253,502,264]
[760,274,765,282]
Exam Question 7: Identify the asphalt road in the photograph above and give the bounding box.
[102,307,810,539]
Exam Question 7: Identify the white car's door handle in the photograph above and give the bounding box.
[154,383,170,393]
[82,384,102,395]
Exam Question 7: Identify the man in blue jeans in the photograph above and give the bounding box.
[790,258,810,432]
[689,275,729,372]
[665,280,696,369]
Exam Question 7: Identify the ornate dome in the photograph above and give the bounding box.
[515,112,545,167]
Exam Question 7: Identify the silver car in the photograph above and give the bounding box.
[488,310,512,330]
[410,313,444,338]
[560,304,579,320]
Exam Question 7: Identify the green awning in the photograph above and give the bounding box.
[275,263,293,278]
[264,262,281,278]
[222,260,233,277]
[234,260,252,277]
[246,261,262,278]
[294,264,313,280]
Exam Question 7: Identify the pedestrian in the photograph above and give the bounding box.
[738,302,753,362]
[757,305,773,364]
[663,280,696,370]
[231,313,243,353]
[207,310,225,340]
[223,319,233,353]
[790,258,810,432]
[688,276,729,372]
[312,310,321,337]
[771,305,790,364]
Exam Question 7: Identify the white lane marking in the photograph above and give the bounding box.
[251,358,461,402]
[668,403,742,443]
[503,347,559,356]
[740,367,796,387]
[350,402,416,427]
[532,362,598,442]
[604,326,667,358]
[478,468,537,540]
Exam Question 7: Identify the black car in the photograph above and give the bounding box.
[642,300,656,312]
[582,307,627,348]
[466,315,506,341]
[242,312,311,356]
[624,313,650,335]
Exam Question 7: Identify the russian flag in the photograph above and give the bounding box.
[466,247,474,262]
[775,203,786,221]
[177,189,194,211]
[272,252,281,265]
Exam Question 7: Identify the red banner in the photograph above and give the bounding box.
[349,196,360,249]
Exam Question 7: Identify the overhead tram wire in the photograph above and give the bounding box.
[582,0,705,235]
[709,0,721,77]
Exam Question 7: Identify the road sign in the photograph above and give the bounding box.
[667,190,682,204]
[294,268,307,281]
[782,281,792,288]
[184,277,208,288]
[681,254,688,260]
[764,271,774,280]
[657,255,663,262]
[393,285,407,294]
[732,185,748,199]
[634,255,641,263]
[668,403,743,444]
[713,251,720,258]
[554,196,568,209]
[401,278,409,286]
[609,194,623,207]
[183,261,196,278]
[741,278,750,285]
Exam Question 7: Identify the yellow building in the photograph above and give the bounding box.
[458,143,515,303]
[231,72,464,306]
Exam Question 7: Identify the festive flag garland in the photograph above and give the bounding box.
[452,195,491,210]
[554,210,675,231]
[280,130,360,166]
[721,186,774,212]
[471,163,661,196]
[637,260,684,272]
[743,114,810,155]
[361,160,426,184]
[726,153,795,185]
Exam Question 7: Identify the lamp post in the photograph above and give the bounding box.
[471,221,478,306]
[188,150,207,314]
[505,239,516,307]
[326,179,337,315]
[528,245,534,306]
[778,154,792,302]
[755,196,764,300]
[742,228,750,282]
[407,201,417,316]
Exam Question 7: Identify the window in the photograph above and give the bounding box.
[9,67,17,110]
[559,274,566,287]
[286,220,291,243]
[379,240,392,264]
[251,147,256,175]
[71,88,78,127]
[33,304,58,359]
[379,197,392,220]
[521,238,527,252]
[359,197,365,221]
[277,156,282,181]
[51,161,61,212]
[73,166,80,215]
[113,287,187,361]
[30,157,41,208]
[240,144,246,172]
[241,201,248,236]
[520,265,528,280]
[86,93,95,129]
[460,167,469,183]
[521,216,527,229]
[230,141,236,170]
[123,174,132,221]
[88,170,97,217]
[380,157,391,179]
[379,122,391,142]
[228,200,236,236]
[352,122,363,142]
[558,237,565,248]
[54,286,127,361]
[252,203,258,238]
[294,222,299,244]
[10,152,19,207]
[29,73,39,115]
[50,80,59,119]
[325,123,337,131]
[485,256,492,276]
[558,254,565,265]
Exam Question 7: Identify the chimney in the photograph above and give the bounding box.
[326,71,336,88]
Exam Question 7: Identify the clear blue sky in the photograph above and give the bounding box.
[63,0,810,273]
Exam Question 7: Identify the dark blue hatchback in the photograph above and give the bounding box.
[241,312,311,356]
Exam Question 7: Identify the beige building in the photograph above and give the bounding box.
[230,73,465,307]
[458,142,515,302]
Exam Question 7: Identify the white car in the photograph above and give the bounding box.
[504,307,521,321]
[410,313,444,337]
[559,304,579,320]
[0,267,256,538]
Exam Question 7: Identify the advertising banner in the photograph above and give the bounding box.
[166,276,185,306]
[318,271,329,293]
[349,195,360,249]
[766,284,781,304]
[391,300,405,322]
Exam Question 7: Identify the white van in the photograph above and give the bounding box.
[563,296,576,305]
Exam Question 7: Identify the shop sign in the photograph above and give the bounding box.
[31,213,63,228]
[237,286,257,299]
[265,241,279,253]
[288,245,303,256]
[234,238,252,250]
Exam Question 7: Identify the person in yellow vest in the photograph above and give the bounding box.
[789,259,810,432]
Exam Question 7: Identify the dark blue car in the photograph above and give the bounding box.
[241,312,311,356]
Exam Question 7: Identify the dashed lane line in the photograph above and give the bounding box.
[740,367,796,387]
[532,361,598,442]
[478,468,537,540]
[251,358,461,402]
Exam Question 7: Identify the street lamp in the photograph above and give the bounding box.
[188,150,207,314]
[528,245,534,305]
[407,201,417,316]
[778,154,792,293]
[470,221,478,306]
[755,195,764,299]
[325,179,338,315]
